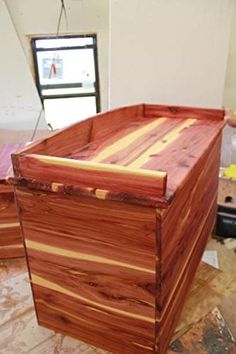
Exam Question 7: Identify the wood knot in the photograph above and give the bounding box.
[169,106,178,113]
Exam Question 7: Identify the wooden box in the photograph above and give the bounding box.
[0,144,24,258]
[12,104,225,353]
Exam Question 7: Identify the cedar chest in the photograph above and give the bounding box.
[12,104,225,353]
[0,144,24,258]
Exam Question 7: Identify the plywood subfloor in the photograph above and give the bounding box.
[0,239,235,353]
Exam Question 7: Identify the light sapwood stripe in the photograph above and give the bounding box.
[36,299,99,326]
[32,274,154,323]
[38,301,153,351]
[0,222,20,229]
[26,240,155,274]
[102,119,180,167]
[133,342,153,351]
[129,119,196,168]
[32,154,166,179]
[92,118,167,163]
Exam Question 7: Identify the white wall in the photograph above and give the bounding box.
[224,3,236,111]
[109,0,234,109]
[0,0,47,130]
[0,0,109,130]
[223,3,236,165]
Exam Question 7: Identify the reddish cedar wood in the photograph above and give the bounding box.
[0,144,25,259]
[12,103,225,353]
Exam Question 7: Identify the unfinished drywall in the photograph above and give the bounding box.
[0,0,47,131]
[109,0,233,109]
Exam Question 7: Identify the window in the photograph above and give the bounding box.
[31,34,100,129]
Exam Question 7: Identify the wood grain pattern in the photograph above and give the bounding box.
[12,103,225,353]
[93,118,179,167]
[19,105,144,158]
[158,196,218,353]
[159,134,222,307]
[12,105,225,207]
[143,120,224,197]
[0,143,25,181]
[14,154,167,203]
[128,119,195,169]
[91,117,168,163]
[144,104,225,120]
[1,257,235,354]
[15,189,156,270]
[34,284,154,354]
[155,135,222,353]
[15,188,157,353]
[0,144,24,258]
[0,186,23,259]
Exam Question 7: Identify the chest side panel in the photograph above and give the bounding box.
[156,133,222,353]
[15,188,157,354]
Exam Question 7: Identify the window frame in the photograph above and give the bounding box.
[31,33,101,113]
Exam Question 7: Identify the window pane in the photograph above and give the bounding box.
[36,49,95,86]
[44,97,97,130]
[35,37,93,49]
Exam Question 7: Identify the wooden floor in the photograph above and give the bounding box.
[0,239,235,354]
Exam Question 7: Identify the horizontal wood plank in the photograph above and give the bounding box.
[34,284,155,354]
[27,247,156,314]
[0,224,21,246]
[144,104,225,121]
[16,187,157,271]
[0,244,24,259]
[13,154,167,202]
